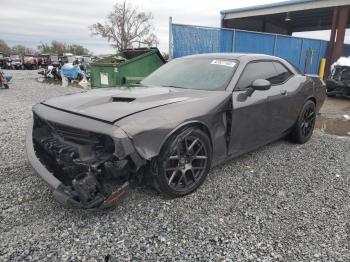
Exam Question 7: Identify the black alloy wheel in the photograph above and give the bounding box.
[290,100,316,144]
[300,105,316,138]
[155,128,212,197]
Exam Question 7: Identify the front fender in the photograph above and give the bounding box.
[117,94,232,164]
[158,120,213,152]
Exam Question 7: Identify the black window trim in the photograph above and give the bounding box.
[233,59,295,92]
[272,61,294,85]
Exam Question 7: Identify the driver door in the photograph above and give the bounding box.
[228,60,292,156]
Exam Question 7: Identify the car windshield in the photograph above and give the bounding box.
[141,58,238,91]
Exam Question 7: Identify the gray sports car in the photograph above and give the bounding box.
[26,53,326,209]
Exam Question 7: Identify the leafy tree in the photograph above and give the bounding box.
[37,41,90,55]
[0,40,11,54]
[50,41,67,55]
[67,45,89,55]
[89,1,159,51]
[11,45,28,56]
[0,41,37,56]
[37,42,51,54]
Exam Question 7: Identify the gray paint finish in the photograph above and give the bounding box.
[35,53,325,161]
[27,53,326,206]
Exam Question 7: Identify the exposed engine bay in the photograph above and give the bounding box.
[32,113,139,208]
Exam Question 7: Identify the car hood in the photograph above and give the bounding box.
[42,86,224,123]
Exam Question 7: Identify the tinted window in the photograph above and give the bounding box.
[141,58,238,91]
[272,62,293,84]
[236,61,276,90]
[236,61,292,90]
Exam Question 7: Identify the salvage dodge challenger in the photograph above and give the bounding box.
[26,53,326,208]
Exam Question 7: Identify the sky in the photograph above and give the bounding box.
[1,0,349,55]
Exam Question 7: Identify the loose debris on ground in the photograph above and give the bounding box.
[1,70,350,261]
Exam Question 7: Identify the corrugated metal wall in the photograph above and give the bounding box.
[172,24,330,75]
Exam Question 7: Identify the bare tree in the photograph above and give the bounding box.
[89,1,159,51]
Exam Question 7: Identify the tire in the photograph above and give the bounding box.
[290,100,316,144]
[153,127,212,198]
[4,84,9,89]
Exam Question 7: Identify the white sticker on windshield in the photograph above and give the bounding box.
[211,60,236,68]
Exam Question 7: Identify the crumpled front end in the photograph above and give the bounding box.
[26,106,145,209]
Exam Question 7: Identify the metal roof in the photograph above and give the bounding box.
[221,0,350,19]
[220,0,350,32]
[220,0,315,15]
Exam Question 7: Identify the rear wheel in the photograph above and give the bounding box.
[290,100,316,144]
[154,127,212,197]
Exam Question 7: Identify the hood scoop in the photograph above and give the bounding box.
[112,97,135,103]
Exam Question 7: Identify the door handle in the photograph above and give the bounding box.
[280,90,287,96]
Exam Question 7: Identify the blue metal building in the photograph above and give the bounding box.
[171,0,350,76]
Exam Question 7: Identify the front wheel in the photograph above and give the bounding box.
[154,127,212,197]
[290,100,316,144]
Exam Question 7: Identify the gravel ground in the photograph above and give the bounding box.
[1,70,350,261]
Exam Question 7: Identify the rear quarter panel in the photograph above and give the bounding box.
[307,75,326,113]
[284,74,326,125]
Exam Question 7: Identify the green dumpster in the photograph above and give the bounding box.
[90,48,165,88]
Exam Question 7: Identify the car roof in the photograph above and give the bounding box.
[175,53,299,75]
[179,53,282,62]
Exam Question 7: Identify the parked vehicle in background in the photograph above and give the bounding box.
[76,55,92,72]
[82,55,92,64]
[3,57,12,69]
[0,53,5,68]
[61,53,75,65]
[10,55,23,70]
[75,55,83,63]
[23,56,39,70]
[38,54,51,68]
[327,57,350,98]
[68,55,92,71]
[26,53,326,209]
[50,55,61,68]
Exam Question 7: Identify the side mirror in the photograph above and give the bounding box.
[251,79,271,91]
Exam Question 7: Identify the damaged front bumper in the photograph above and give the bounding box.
[26,104,145,209]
